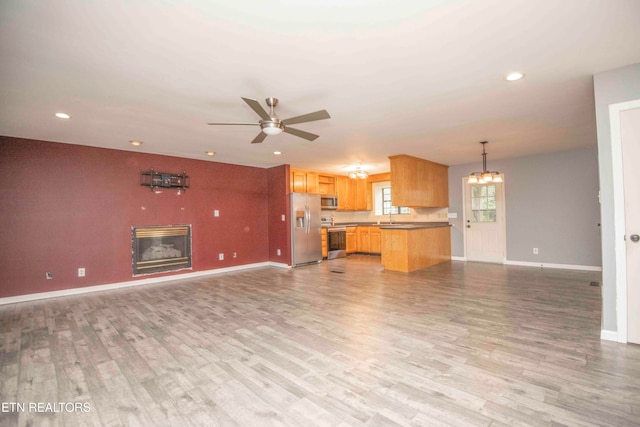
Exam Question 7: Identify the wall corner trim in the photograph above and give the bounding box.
[600,330,620,342]
[0,262,285,306]
[451,256,467,262]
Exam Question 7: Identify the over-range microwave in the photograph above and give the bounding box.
[321,194,338,210]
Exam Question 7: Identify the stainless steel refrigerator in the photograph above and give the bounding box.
[291,192,323,266]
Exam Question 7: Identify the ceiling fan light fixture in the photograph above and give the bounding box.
[261,122,283,136]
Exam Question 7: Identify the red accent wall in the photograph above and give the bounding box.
[267,164,291,264]
[0,136,290,298]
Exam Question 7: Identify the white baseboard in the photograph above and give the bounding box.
[503,260,602,272]
[600,329,620,342]
[0,261,290,306]
[451,256,467,262]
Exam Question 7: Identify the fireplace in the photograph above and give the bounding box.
[132,225,191,275]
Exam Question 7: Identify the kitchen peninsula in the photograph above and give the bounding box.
[380,222,451,272]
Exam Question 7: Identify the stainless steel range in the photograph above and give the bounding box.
[321,216,346,259]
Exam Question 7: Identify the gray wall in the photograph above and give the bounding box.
[593,62,640,333]
[448,146,601,266]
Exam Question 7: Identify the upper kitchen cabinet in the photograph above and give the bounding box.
[290,169,337,194]
[389,154,449,207]
[336,176,369,211]
[317,174,336,195]
[290,169,318,193]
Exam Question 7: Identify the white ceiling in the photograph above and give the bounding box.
[1,0,639,175]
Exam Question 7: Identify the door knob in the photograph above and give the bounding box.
[631,234,640,243]
[466,225,471,228]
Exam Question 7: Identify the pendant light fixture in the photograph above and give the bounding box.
[468,141,502,184]
[348,166,369,179]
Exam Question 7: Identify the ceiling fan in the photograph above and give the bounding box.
[208,97,331,144]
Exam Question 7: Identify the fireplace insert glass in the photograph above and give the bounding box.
[132,225,191,275]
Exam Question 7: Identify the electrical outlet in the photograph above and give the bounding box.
[78,268,85,277]
[281,214,285,221]
[277,249,281,256]
[533,248,539,255]
[45,272,53,279]
[214,210,220,217]
[233,252,237,258]
[218,253,224,260]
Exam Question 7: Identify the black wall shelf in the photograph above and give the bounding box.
[140,169,189,191]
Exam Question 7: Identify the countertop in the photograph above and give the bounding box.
[330,222,451,230]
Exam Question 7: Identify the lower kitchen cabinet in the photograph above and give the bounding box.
[380,226,451,272]
[355,226,381,254]
[357,226,370,253]
[369,226,381,254]
[346,227,357,254]
[321,228,328,258]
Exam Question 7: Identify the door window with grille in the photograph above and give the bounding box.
[470,184,497,222]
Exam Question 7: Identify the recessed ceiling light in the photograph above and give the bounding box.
[205,151,216,156]
[273,151,282,155]
[505,72,525,81]
[55,112,71,119]
[130,140,143,146]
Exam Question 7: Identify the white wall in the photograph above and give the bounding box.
[594,62,640,333]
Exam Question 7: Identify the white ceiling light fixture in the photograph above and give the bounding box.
[273,151,282,155]
[129,140,143,146]
[55,112,71,119]
[261,121,283,136]
[505,71,525,81]
[468,141,502,184]
[205,151,215,156]
[348,165,369,179]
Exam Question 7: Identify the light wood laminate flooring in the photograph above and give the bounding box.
[1,257,639,426]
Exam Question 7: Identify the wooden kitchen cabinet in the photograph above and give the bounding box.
[355,226,381,254]
[321,228,328,258]
[389,154,449,207]
[336,176,370,211]
[369,226,381,254]
[357,226,370,253]
[336,176,351,210]
[353,178,369,210]
[346,226,357,254]
[318,174,336,195]
[381,226,451,272]
[290,169,318,193]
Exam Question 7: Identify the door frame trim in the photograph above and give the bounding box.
[609,98,640,344]
[462,176,507,263]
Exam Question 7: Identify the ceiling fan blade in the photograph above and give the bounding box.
[241,97,271,121]
[282,110,330,126]
[207,122,259,126]
[250,132,268,144]
[284,127,319,141]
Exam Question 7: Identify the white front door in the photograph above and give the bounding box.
[463,178,506,263]
[621,106,640,344]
